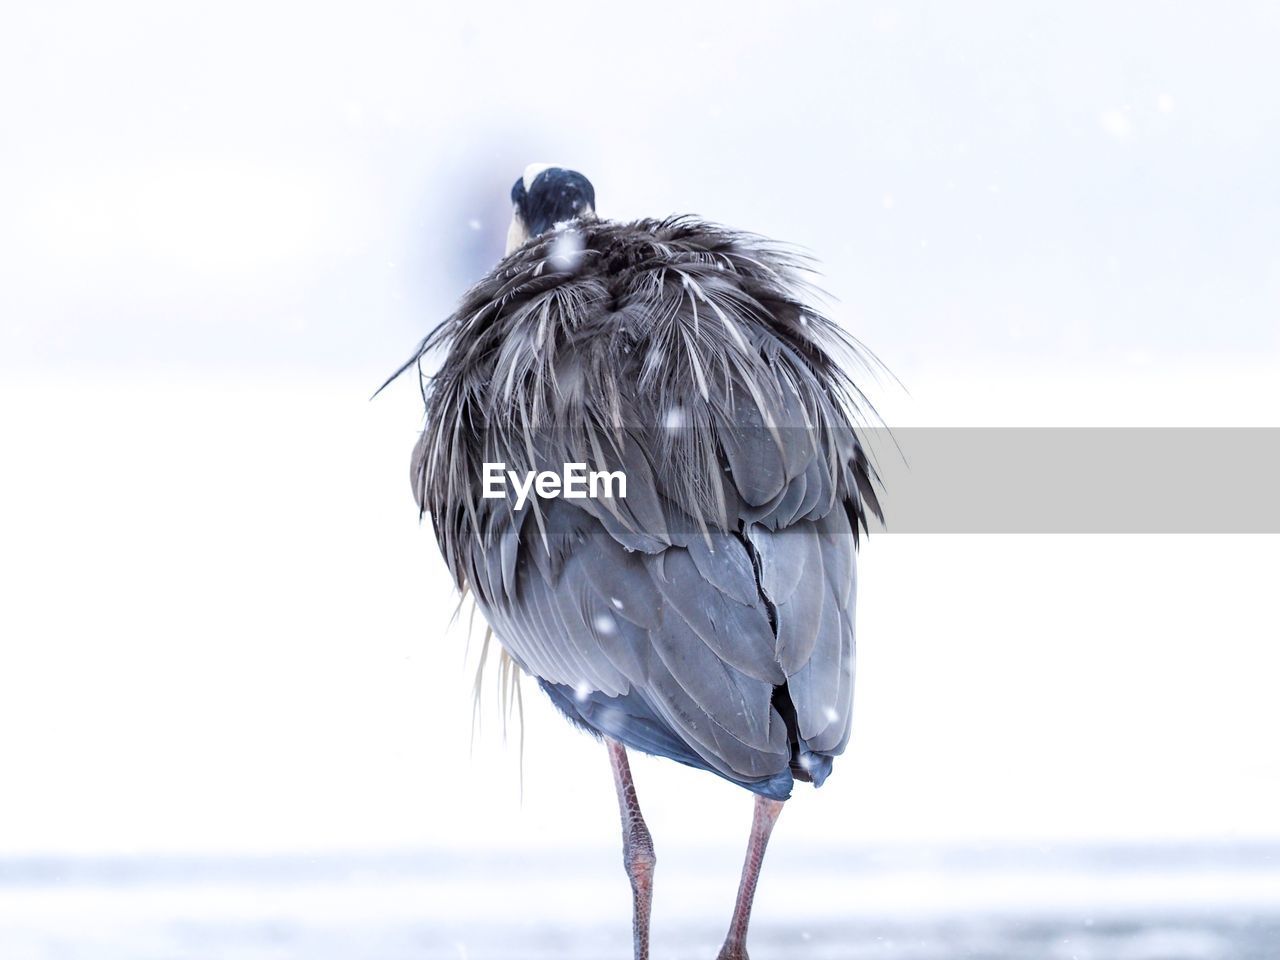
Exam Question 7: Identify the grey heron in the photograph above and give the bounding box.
[391,165,881,960]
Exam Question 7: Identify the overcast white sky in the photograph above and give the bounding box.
[0,2,1277,857]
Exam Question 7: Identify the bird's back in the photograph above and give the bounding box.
[408,217,880,798]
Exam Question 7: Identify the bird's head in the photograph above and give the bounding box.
[506,163,596,254]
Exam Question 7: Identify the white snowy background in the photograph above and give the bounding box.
[1,2,1278,958]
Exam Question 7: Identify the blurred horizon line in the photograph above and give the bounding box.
[4,837,1279,884]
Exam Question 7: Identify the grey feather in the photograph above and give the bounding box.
[393,216,883,795]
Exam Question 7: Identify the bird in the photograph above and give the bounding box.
[390,164,881,960]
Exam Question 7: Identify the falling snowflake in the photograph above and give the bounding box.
[1099,109,1133,140]
[549,227,584,272]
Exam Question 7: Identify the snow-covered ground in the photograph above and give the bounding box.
[3,845,1279,960]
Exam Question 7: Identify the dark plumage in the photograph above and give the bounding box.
[391,170,882,959]
[396,214,880,797]
[511,167,596,235]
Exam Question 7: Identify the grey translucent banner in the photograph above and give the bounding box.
[460,427,1280,535]
[866,428,1280,534]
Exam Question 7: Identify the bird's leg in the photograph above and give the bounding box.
[716,795,786,960]
[606,738,656,960]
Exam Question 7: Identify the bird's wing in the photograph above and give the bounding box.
[744,507,857,757]
[458,384,865,784]
[467,497,792,782]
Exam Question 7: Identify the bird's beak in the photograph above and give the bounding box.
[505,210,530,255]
